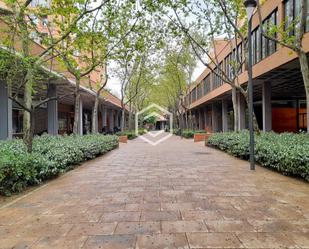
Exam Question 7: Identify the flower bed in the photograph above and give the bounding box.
[207,131,309,181]
[0,134,119,196]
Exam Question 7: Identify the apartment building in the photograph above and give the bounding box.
[186,0,308,133]
[0,0,127,140]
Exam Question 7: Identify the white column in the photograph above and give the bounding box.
[262,81,272,132]
[47,84,58,135]
[237,92,246,130]
[0,81,12,140]
[222,99,228,132]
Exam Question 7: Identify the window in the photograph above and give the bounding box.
[256,26,261,62]
[261,10,277,60]
[197,83,203,99]
[284,0,309,33]
[213,63,223,89]
[31,0,49,7]
[29,14,38,25]
[191,87,197,103]
[42,16,48,27]
[12,109,23,134]
[252,29,257,64]
[203,75,211,95]
[236,43,243,73]
[307,0,309,32]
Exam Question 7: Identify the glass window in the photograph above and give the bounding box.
[203,75,211,94]
[256,26,261,62]
[269,12,277,54]
[12,109,23,134]
[307,0,309,31]
[252,29,256,64]
[284,0,294,32]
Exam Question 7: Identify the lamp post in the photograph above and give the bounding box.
[244,0,257,171]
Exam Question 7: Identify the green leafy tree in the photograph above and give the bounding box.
[0,0,107,151]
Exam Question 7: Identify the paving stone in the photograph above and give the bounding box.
[181,210,222,220]
[237,232,297,248]
[162,220,208,233]
[114,221,161,235]
[205,219,255,232]
[0,135,308,248]
[83,235,136,249]
[140,211,181,221]
[136,233,189,249]
[187,232,244,248]
[101,211,141,222]
[32,236,87,249]
[67,222,117,236]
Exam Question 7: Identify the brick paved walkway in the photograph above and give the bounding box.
[0,135,308,249]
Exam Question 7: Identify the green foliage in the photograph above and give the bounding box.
[173,129,206,138]
[116,129,146,140]
[207,131,309,181]
[0,134,119,196]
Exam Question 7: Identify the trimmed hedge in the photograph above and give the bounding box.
[207,131,309,181]
[0,134,119,196]
[116,129,146,140]
[174,129,206,139]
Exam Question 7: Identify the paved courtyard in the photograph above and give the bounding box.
[0,135,308,249]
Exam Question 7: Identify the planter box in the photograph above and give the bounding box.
[119,135,128,143]
[194,133,212,142]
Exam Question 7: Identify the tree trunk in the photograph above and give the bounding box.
[298,51,309,133]
[73,78,81,135]
[128,101,133,131]
[243,91,260,132]
[91,93,99,133]
[232,87,239,131]
[23,77,33,153]
[128,111,133,131]
[121,106,125,132]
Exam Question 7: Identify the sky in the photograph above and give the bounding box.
[106,60,206,98]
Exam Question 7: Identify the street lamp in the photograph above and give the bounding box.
[244,0,257,171]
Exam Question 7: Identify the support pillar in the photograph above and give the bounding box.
[47,84,58,135]
[78,98,83,135]
[0,81,12,140]
[237,92,246,130]
[199,109,203,130]
[262,81,272,132]
[102,107,107,128]
[212,103,218,132]
[222,99,228,132]
[204,106,207,130]
[109,110,114,132]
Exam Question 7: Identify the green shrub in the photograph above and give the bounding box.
[174,129,206,139]
[0,134,119,196]
[207,131,309,181]
[116,129,146,139]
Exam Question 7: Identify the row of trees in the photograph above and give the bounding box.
[0,0,308,154]
[0,0,166,152]
[143,0,308,133]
